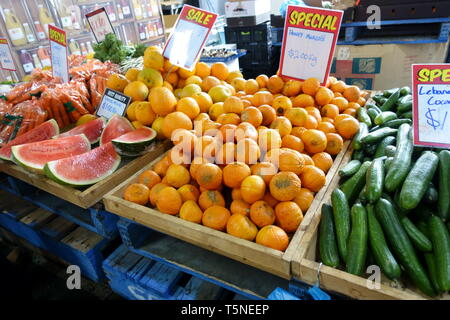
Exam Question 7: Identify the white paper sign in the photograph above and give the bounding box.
[96,88,131,120]
[86,8,115,43]
[0,38,16,71]
[49,25,69,83]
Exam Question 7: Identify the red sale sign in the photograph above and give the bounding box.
[86,8,115,43]
[279,5,343,86]
[163,5,218,71]
[412,64,450,148]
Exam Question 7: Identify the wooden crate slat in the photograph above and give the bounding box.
[40,216,78,240]
[20,208,56,228]
[61,227,105,253]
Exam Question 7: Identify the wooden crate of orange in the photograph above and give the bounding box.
[0,141,171,209]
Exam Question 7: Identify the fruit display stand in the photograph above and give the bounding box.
[103,141,352,280]
[0,140,170,209]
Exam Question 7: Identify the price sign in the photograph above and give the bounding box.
[96,88,131,120]
[279,5,343,86]
[86,7,115,43]
[0,38,16,71]
[49,25,69,83]
[163,5,218,71]
[412,64,450,148]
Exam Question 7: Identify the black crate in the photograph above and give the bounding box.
[225,22,272,45]
[271,27,284,44]
[241,65,277,79]
[270,14,285,28]
[354,2,450,21]
[238,42,273,68]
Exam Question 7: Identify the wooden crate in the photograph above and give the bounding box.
[0,141,170,209]
[103,141,352,279]
[291,148,450,300]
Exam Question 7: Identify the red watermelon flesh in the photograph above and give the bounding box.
[44,142,121,187]
[57,117,106,144]
[12,134,91,173]
[0,119,59,161]
[100,115,134,145]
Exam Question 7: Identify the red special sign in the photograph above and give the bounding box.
[179,5,217,29]
[412,64,450,148]
[279,5,343,86]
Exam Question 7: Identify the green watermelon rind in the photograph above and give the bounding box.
[43,150,121,188]
[55,117,106,145]
[0,119,60,162]
[112,128,157,157]
[11,134,91,174]
[100,115,134,145]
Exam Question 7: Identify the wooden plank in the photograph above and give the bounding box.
[40,216,78,240]
[0,140,170,209]
[20,208,55,228]
[104,141,352,279]
[0,190,37,220]
[61,227,104,253]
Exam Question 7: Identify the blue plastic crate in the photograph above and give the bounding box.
[200,50,247,64]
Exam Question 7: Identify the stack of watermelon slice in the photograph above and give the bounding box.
[0,115,157,188]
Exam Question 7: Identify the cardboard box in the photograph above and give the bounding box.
[225,0,271,18]
[330,41,449,90]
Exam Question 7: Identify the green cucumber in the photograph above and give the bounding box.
[352,123,369,151]
[373,136,396,158]
[380,118,411,128]
[359,186,367,204]
[372,95,387,105]
[367,108,380,123]
[319,204,340,268]
[346,204,368,276]
[369,125,380,132]
[384,124,413,192]
[384,145,397,157]
[384,157,394,171]
[376,199,435,297]
[438,150,450,221]
[428,215,450,291]
[340,161,372,205]
[363,142,378,157]
[401,216,433,252]
[367,204,401,280]
[357,107,372,127]
[383,88,398,98]
[380,89,401,111]
[424,183,438,204]
[366,157,384,204]
[400,111,413,119]
[338,160,361,178]
[374,111,397,125]
[423,253,442,294]
[331,188,351,263]
[361,127,397,145]
[397,99,412,114]
[352,149,365,162]
[399,151,439,210]
[400,86,411,96]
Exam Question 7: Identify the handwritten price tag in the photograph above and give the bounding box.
[0,38,16,71]
[49,25,69,83]
[279,5,343,86]
[163,5,218,71]
[96,88,131,120]
[412,64,450,148]
[86,7,115,43]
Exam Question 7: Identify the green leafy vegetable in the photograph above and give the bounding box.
[93,33,147,65]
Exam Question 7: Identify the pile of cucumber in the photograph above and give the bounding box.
[319,87,450,298]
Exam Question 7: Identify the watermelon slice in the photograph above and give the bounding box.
[56,117,106,144]
[112,127,157,157]
[44,142,121,188]
[0,119,59,161]
[100,115,134,145]
[12,134,91,174]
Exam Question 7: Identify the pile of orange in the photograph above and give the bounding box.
[121,54,367,252]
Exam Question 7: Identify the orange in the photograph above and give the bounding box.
[285,107,308,127]
[138,170,161,189]
[241,175,266,204]
[305,106,322,123]
[256,74,269,88]
[107,73,130,92]
[177,184,200,202]
[312,152,333,173]
[293,94,314,108]
[302,153,315,166]
[343,85,361,102]
[300,165,326,192]
[321,104,340,119]
[357,97,366,107]
[153,156,170,177]
[149,182,169,206]
[165,164,191,188]
[196,163,222,190]
[235,138,261,165]
[223,162,251,188]
[208,102,225,121]
[144,47,164,69]
[331,80,347,93]
[202,206,230,231]
[164,71,179,87]
[302,129,327,154]
[176,97,200,120]
[256,225,289,251]
[167,147,191,166]
[162,112,193,139]
[230,199,251,216]
[198,190,225,211]
[279,149,305,174]
[178,67,196,79]
[258,105,277,126]
[156,186,182,215]
[330,97,349,112]
[270,116,292,137]
[236,122,258,141]
[149,87,177,116]
[124,81,149,102]
[231,78,246,92]
[190,157,212,177]
[344,108,357,117]
[226,70,244,83]
[317,121,336,134]
[192,92,213,113]
[194,136,219,159]
[241,106,263,128]
[267,75,284,94]
[231,188,243,201]
[258,128,282,151]
[125,68,140,82]
[134,102,156,126]
[195,62,211,78]
[226,214,258,241]
[335,117,360,139]
[291,127,307,139]
[124,183,150,206]
[294,188,315,212]
[281,134,304,152]
[171,128,196,152]
[272,96,293,116]
[302,78,320,96]
[263,192,279,208]
[315,87,334,106]
[185,75,203,87]
[334,114,353,126]
[251,162,278,185]
[202,120,221,137]
[252,91,274,107]
[208,85,232,103]
[326,76,337,88]
[179,200,203,224]
[322,117,335,124]
[138,68,164,88]
[269,171,301,201]
[348,102,361,110]
[219,124,237,143]
[250,200,276,228]
[325,133,344,155]
[275,201,303,233]
[223,96,244,114]
[304,115,318,129]
[201,76,221,92]
[210,62,229,81]
[217,113,240,126]
[244,79,260,94]
[282,80,302,97]
[216,142,236,165]
[163,58,178,73]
